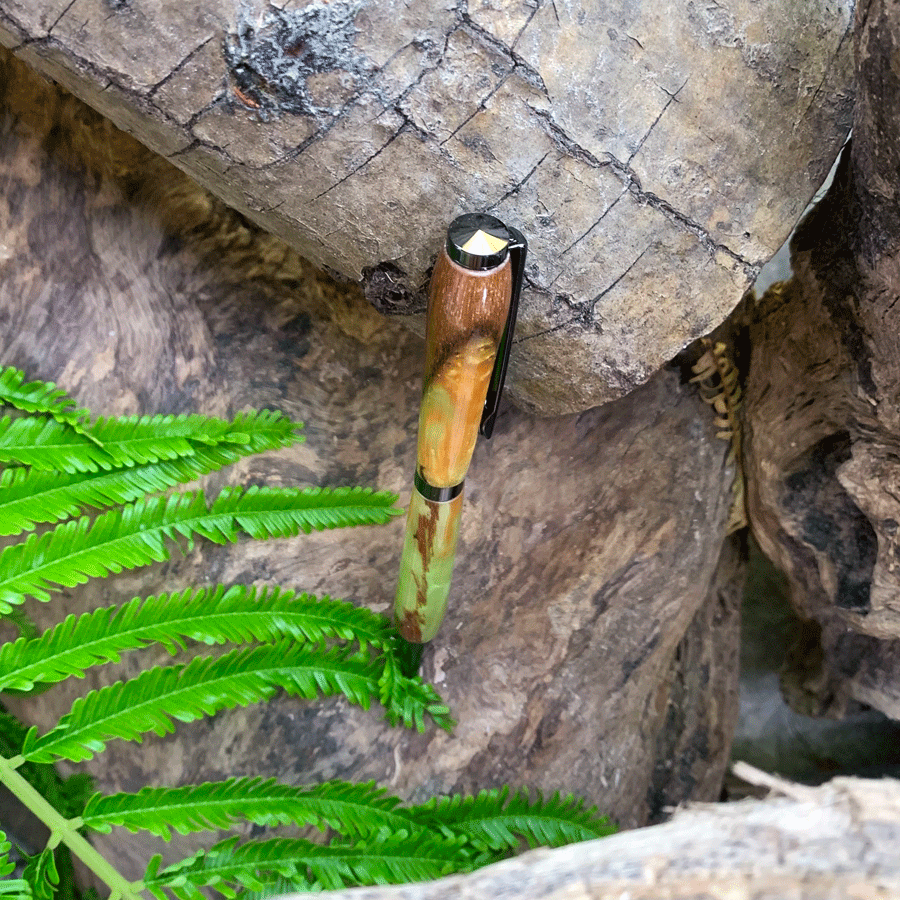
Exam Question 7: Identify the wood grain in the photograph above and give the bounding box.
[417,249,511,488]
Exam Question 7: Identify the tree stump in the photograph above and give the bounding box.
[0,0,854,413]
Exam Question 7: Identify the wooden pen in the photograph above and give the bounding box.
[394,213,526,670]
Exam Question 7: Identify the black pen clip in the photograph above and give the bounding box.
[480,226,527,439]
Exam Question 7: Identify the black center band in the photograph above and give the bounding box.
[414,469,463,502]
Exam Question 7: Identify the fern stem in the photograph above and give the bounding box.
[0,754,145,900]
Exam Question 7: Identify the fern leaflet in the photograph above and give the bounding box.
[0,411,301,474]
[409,786,617,851]
[0,830,15,880]
[20,640,447,764]
[141,832,472,897]
[0,587,394,692]
[0,365,89,428]
[0,417,302,535]
[0,486,400,612]
[82,777,414,841]
[21,847,58,900]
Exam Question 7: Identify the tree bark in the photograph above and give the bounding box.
[0,0,854,414]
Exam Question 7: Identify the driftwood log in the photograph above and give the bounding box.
[0,0,854,414]
[3,0,900,894]
[0,48,742,882]
[742,0,900,723]
[279,766,900,900]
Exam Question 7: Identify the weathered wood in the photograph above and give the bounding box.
[276,767,900,900]
[0,0,854,414]
[0,48,740,884]
[742,0,900,720]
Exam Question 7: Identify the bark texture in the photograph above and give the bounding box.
[0,0,854,414]
[277,768,900,900]
[743,0,900,721]
[0,49,741,882]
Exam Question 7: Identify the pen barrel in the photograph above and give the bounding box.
[394,245,512,644]
[417,248,512,487]
[395,487,463,643]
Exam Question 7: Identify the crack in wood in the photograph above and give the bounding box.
[626,78,688,167]
[48,0,79,34]
[147,35,216,99]
[488,150,551,208]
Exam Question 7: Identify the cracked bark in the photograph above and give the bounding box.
[0,0,854,414]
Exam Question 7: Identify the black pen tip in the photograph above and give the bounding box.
[395,638,425,678]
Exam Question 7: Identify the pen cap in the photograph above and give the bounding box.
[417,214,513,488]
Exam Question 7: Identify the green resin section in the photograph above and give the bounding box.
[394,488,462,643]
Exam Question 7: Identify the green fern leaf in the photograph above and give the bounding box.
[0,486,399,612]
[0,415,302,535]
[0,417,105,473]
[409,786,617,851]
[0,829,16,880]
[0,587,393,692]
[20,848,58,900]
[142,832,470,896]
[0,366,89,428]
[377,650,454,732]
[21,641,392,764]
[0,411,302,474]
[82,777,413,841]
[0,705,94,819]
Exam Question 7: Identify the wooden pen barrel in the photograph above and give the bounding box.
[416,248,512,488]
[395,242,512,643]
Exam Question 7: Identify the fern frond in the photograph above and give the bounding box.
[82,777,413,841]
[0,841,28,899]
[0,417,302,536]
[377,650,454,732]
[21,848,58,900]
[0,417,106,473]
[0,366,89,428]
[0,587,393,692]
[0,830,15,880]
[0,411,301,474]
[0,705,93,819]
[19,641,380,763]
[0,486,399,612]
[141,831,471,897]
[409,786,616,852]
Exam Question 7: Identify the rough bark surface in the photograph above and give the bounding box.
[0,0,854,414]
[0,50,741,882]
[277,769,900,900]
[742,0,900,722]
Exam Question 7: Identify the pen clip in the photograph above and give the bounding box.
[480,226,527,439]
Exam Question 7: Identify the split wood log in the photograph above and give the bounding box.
[0,48,742,883]
[0,0,854,414]
[276,767,900,900]
[742,0,900,722]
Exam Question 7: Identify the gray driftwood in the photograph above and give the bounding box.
[0,0,854,414]
[278,767,900,900]
[742,0,900,722]
[0,49,741,883]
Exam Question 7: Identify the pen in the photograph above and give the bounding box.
[394,213,527,675]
